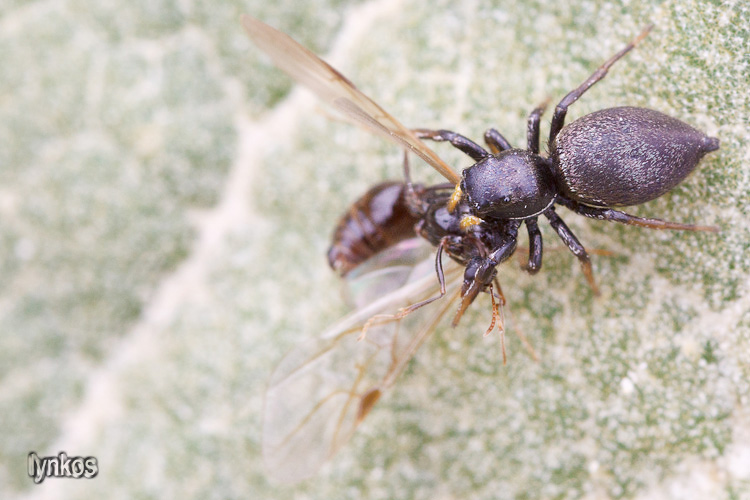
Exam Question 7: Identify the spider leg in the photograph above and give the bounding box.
[483,128,512,153]
[543,206,599,295]
[524,217,543,274]
[548,26,652,148]
[556,197,719,232]
[527,99,550,154]
[413,129,489,161]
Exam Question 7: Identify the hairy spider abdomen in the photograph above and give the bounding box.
[550,106,719,207]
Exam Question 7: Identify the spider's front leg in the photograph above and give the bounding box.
[413,129,490,161]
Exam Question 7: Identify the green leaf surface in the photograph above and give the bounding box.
[2,0,748,498]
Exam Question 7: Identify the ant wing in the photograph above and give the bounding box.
[262,241,462,483]
[241,14,460,185]
[344,237,435,309]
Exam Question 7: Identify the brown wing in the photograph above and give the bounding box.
[262,242,463,483]
[241,14,460,185]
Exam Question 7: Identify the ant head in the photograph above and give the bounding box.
[462,256,496,290]
[453,256,497,326]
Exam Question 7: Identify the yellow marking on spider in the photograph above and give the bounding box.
[460,215,484,231]
[446,184,463,213]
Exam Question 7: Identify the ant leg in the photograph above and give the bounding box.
[485,281,503,335]
[403,153,452,214]
[527,100,550,154]
[543,206,600,295]
[491,277,506,306]
[557,198,719,232]
[524,217,543,274]
[484,128,512,153]
[402,151,423,215]
[402,150,412,183]
[400,236,449,312]
[401,151,448,216]
[413,129,489,161]
[548,26,653,147]
[493,275,541,362]
[485,281,507,365]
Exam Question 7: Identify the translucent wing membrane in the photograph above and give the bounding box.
[344,238,433,309]
[241,14,460,185]
[262,240,463,483]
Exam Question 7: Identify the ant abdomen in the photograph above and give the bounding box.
[327,182,420,276]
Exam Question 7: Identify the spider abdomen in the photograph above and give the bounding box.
[550,106,719,207]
